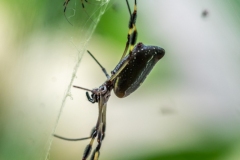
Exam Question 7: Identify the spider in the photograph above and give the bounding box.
[54,0,165,160]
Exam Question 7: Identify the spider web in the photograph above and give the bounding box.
[44,1,110,159]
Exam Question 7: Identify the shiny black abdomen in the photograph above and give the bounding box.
[112,43,165,98]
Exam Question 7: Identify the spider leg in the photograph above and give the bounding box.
[87,50,110,79]
[120,0,138,60]
[52,120,98,143]
[63,0,71,13]
[63,0,86,12]
[63,0,88,16]
[63,0,97,25]
[53,134,91,141]
[73,85,92,92]
[90,94,107,160]
[101,100,107,141]
[81,0,87,8]
[110,0,138,81]
[82,95,104,160]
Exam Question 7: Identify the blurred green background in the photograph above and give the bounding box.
[1,0,240,160]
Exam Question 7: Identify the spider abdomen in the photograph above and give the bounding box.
[113,43,165,98]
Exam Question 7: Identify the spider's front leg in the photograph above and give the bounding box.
[121,0,138,60]
[110,0,138,81]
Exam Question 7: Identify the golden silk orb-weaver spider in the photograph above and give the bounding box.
[54,0,165,160]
